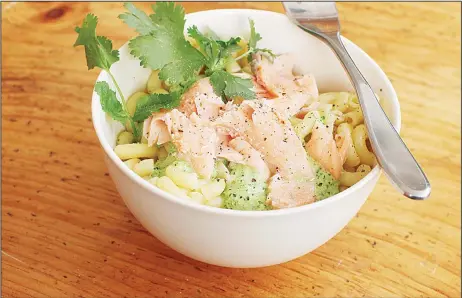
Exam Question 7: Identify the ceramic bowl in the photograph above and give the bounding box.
[92,9,401,268]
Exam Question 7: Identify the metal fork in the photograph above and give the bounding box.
[283,2,431,200]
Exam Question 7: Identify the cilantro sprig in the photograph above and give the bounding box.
[120,3,206,86]
[75,3,275,127]
[74,14,141,139]
[235,19,276,62]
[121,3,270,103]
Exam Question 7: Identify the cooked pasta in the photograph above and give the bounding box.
[165,163,199,190]
[352,124,376,167]
[343,108,364,127]
[332,93,350,113]
[146,70,163,94]
[80,3,382,210]
[117,131,135,145]
[123,158,140,170]
[133,159,155,177]
[309,92,378,189]
[294,111,319,141]
[189,191,206,204]
[348,94,360,110]
[200,179,226,200]
[339,164,372,187]
[114,143,157,160]
[126,91,147,116]
[335,123,361,168]
[156,176,189,198]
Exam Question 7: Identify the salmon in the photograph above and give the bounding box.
[335,130,352,166]
[228,137,270,180]
[143,112,171,147]
[179,77,224,121]
[215,100,316,208]
[305,121,343,179]
[143,78,224,146]
[252,53,297,98]
[251,76,277,100]
[163,110,218,179]
[252,53,319,118]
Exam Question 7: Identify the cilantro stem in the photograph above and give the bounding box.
[234,50,252,62]
[107,70,140,139]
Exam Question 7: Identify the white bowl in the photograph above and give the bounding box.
[92,9,401,268]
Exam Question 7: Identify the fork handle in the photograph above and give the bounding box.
[323,33,431,200]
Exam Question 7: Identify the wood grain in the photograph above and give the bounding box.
[2,2,460,297]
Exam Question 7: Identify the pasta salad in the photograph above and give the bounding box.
[75,3,378,211]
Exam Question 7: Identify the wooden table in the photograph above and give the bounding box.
[2,2,460,297]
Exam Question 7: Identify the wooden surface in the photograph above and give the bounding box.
[2,2,461,297]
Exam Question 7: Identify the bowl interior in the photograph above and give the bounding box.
[92,9,401,213]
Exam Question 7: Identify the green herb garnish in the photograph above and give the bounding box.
[75,3,275,126]
[74,14,141,139]
[235,19,276,62]
[120,3,206,86]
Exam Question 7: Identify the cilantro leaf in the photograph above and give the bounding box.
[240,19,276,62]
[126,3,205,85]
[217,38,242,56]
[118,3,156,35]
[210,70,255,101]
[75,13,142,139]
[95,81,130,122]
[248,19,262,50]
[187,26,220,70]
[133,92,182,122]
[150,2,185,34]
[188,26,241,72]
[74,14,119,70]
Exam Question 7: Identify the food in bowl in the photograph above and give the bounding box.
[75,3,378,211]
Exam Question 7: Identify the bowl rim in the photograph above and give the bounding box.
[91,8,401,218]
